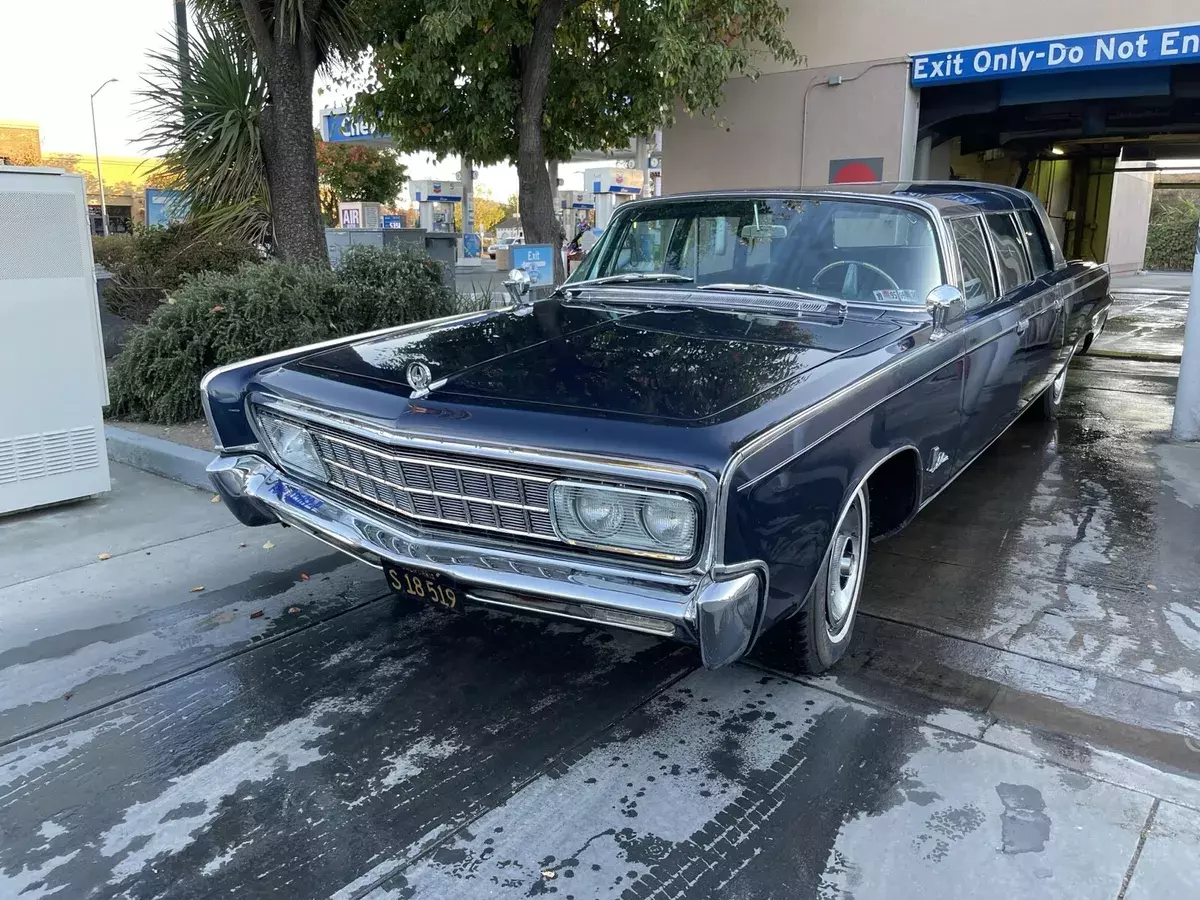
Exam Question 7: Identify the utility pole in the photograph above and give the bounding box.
[1171,218,1200,440]
[90,78,118,237]
[175,0,190,87]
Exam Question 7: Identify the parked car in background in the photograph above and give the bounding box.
[488,238,523,260]
[203,182,1110,673]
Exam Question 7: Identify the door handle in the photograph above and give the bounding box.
[1016,318,1029,336]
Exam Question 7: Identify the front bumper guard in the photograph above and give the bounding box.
[207,455,765,668]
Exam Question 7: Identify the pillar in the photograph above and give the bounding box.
[1171,219,1200,440]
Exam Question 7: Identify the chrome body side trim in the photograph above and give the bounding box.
[207,455,766,667]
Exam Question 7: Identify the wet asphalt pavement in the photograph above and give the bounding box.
[3,358,1200,899]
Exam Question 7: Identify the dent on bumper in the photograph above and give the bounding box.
[208,455,765,668]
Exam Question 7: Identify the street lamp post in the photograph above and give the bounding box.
[90,78,118,237]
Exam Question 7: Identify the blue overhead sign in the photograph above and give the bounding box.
[322,112,391,144]
[912,22,1200,86]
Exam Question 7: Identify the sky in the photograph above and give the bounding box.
[1,0,597,199]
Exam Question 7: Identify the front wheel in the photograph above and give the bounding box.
[791,485,870,674]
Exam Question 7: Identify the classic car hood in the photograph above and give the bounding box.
[292,299,901,423]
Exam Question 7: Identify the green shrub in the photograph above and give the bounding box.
[97,223,261,323]
[333,243,461,325]
[92,234,136,272]
[1144,189,1199,271]
[108,246,471,424]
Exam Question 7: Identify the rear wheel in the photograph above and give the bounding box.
[791,485,870,674]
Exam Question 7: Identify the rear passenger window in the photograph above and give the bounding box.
[1018,210,1054,277]
[986,214,1032,294]
[951,217,996,309]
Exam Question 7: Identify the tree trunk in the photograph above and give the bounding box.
[516,0,565,283]
[240,0,328,265]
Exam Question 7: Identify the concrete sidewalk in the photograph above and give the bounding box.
[1094,271,1190,361]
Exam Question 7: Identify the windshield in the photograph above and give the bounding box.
[568,197,944,305]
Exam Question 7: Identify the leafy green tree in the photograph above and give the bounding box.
[141,2,361,262]
[353,0,795,279]
[316,137,407,224]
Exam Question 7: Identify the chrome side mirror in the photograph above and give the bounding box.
[925,284,965,341]
[504,267,531,305]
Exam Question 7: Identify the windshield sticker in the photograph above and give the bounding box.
[873,289,919,303]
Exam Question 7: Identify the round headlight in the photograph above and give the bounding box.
[640,497,694,547]
[573,493,625,536]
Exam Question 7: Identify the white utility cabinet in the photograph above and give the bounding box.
[0,166,111,514]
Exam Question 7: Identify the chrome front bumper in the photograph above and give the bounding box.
[207,455,766,668]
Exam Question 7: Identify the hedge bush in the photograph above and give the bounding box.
[1144,190,1199,272]
[95,223,261,323]
[108,246,470,424]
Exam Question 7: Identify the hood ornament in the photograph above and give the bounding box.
[406,361,433,396]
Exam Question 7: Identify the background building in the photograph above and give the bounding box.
[665,2,1200,272]
[0,121,166,234]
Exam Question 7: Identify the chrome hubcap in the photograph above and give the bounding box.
[1052,366,1068,404]
[826,493,865,640]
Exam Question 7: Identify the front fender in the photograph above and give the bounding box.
[724,414,921,633]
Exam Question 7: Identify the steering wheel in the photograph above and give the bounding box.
[812,260,900,299]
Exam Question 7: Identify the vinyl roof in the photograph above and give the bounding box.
[651,181,1038,217]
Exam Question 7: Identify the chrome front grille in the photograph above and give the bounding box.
[307,428,558,540]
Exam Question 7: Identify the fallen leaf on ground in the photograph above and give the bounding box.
[250,609,264,619]
[288,606,301,614]
[211,495,221,503]
[262,540,275,550]
[190,586,205,593]
[97,552,112,561]
[210,305,225,313]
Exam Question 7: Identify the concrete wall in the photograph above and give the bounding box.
[665,0,1200,195]
[1107,171,1156,273]
[664,59,914,194]
[766,0,1200,73]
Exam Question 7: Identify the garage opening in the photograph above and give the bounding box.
[915,61,1200,269]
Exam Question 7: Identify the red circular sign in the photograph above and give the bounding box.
[831,162,879,184]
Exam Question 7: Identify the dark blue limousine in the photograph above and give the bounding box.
[204,182,1111,673]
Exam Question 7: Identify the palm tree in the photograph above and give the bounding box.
[141,1,360,263]
[141,16,270,246]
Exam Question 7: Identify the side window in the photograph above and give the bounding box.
[986,213,1032,294]
[1018,209,1054,277]
[951,217,997,310]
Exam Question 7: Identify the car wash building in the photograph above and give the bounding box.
[665,3,1200,273]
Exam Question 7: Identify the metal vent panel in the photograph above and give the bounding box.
[0,427,102,485]
[0,192,86,281]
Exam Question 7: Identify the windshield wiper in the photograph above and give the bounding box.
[699,282,822,300]
[566,273,694,288]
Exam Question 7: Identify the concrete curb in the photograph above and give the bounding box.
[105,425,214,491]
[1086,348,1183,364]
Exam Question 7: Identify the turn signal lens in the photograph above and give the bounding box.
[257,414,328,482]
